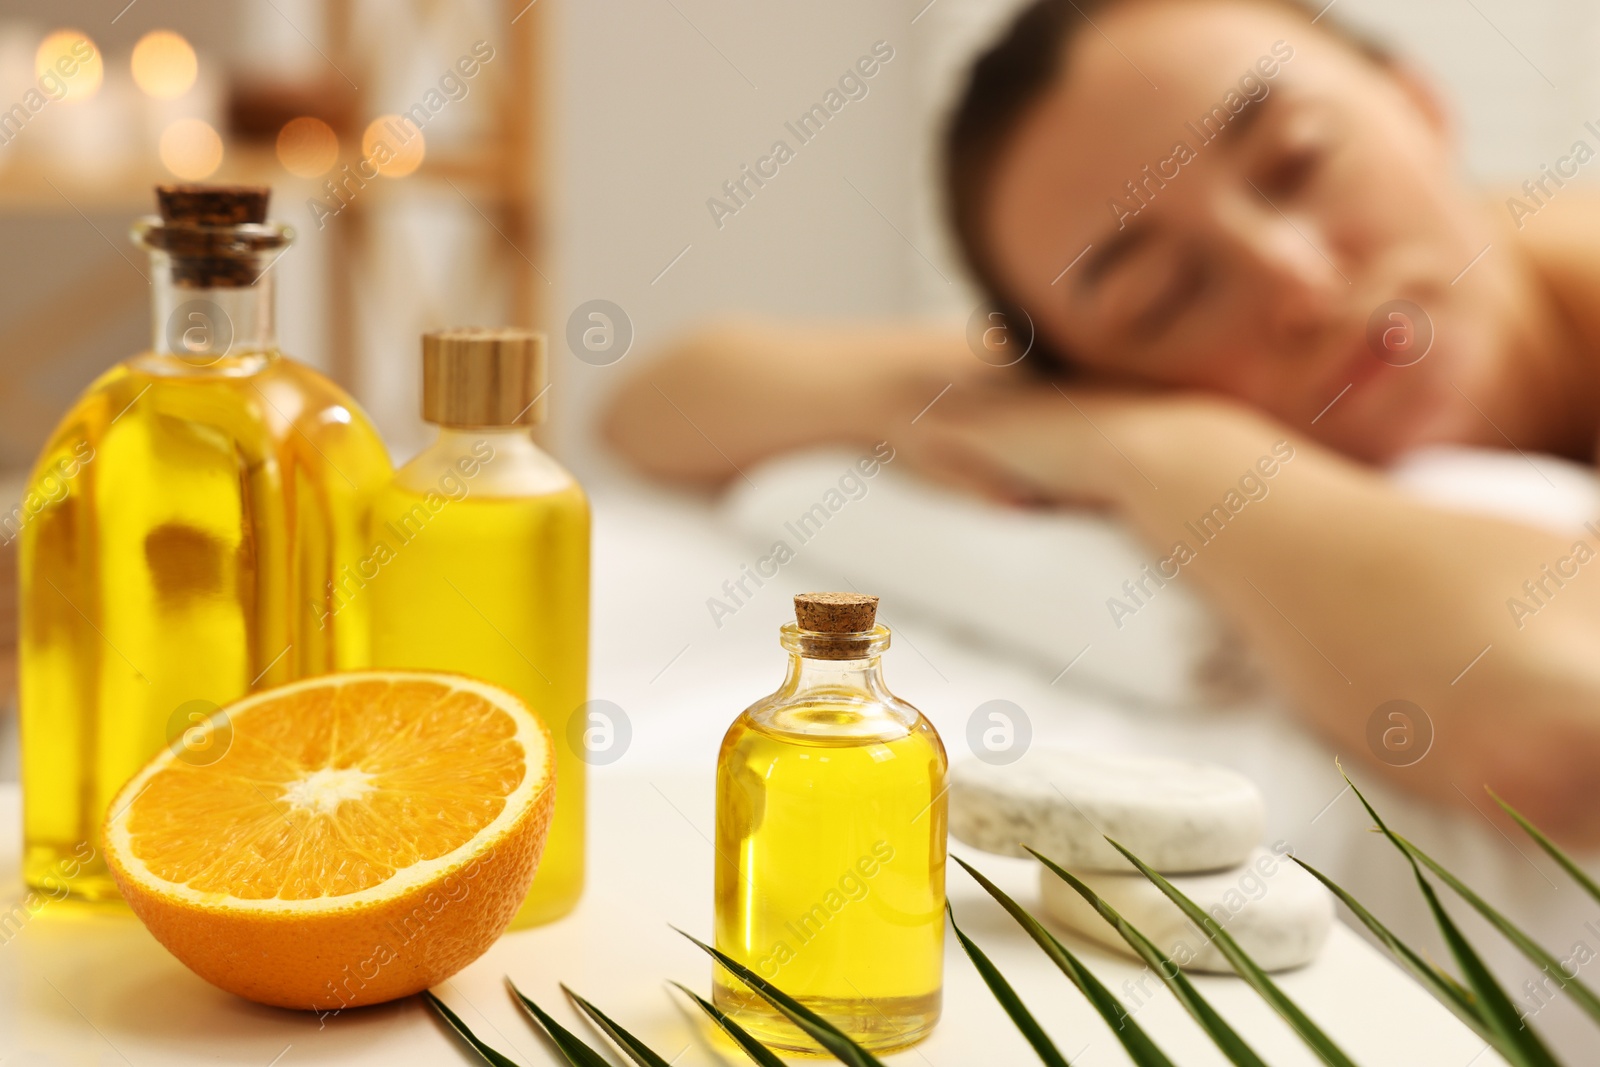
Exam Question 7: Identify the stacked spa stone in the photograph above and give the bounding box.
[950,750,1333,973]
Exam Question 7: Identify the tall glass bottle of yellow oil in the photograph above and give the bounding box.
[369,329,590,926]
[18,184,393,900]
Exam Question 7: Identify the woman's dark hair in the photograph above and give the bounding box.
[942,0,1389,343]
[942,0,1107,325]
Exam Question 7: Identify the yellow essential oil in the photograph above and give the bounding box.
[369,329,589,926]
[19,186,391,901]
[714,593,947,1052]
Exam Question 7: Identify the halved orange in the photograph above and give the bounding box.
[103,670,555,1010]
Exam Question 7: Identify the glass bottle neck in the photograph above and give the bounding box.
[777,652,895,705]
[131,215,293,367]
[432,425,537,453]
[398,424,573,498]
[150,257,277,361]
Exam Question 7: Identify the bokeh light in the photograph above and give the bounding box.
[362,115,426,178]
[159,118,223,180]
[36,30,103,102]
[131,30,197,99]
[276,116,339,177]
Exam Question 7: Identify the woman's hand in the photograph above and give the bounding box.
[914,380,1600,841]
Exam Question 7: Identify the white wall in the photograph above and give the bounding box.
[1335,0,1600,182]
[548,0,924,467]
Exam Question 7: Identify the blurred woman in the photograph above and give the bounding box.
[604,0,1600,842]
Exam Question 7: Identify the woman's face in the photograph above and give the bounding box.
[984,0,1506,462]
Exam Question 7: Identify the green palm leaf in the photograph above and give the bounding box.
[1103,840,1359,1067]
[946,902,1072,1067]
[561,983,676,1067]
[951,855,1178,1067]
[505,978,619,1067]
[1027,848,1269,1067]
[422,781,1585,1067]
[1490,787,1600,907]
[1391,831,1600,1027]
[1341,771,1560,1067]
[673,926,890,1067]
[423,990,523,1067]
[1290,855,1489,1042]
[668,981,789,1067]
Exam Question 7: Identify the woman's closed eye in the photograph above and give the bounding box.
[1255,143,1322,199]
[1251,108,1339,199]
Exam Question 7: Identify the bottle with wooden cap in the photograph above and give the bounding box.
[18,183,392,901]
[714,592,948,1051]
[368,327,589,927]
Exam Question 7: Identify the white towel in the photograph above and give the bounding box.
[719,445,1600,708]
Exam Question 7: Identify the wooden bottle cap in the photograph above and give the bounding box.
[422,327,548,427]
[157,184,270,226]
[794,592,879,633]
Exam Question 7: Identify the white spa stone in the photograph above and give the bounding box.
[949,750,1265,872]
[1037,845,1335,973]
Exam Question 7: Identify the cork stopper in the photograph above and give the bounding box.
[422,328,548,427]
[144,184,283,289]
[157,184,270,226]
[794,592,879,633]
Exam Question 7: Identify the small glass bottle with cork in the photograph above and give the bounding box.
[714,592,948,1052]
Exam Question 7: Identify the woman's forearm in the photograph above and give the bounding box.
[1113,403,1600,839]
[600,321,979,485]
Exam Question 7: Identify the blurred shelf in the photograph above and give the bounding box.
[0,0,547,427]
[0,144,520,215]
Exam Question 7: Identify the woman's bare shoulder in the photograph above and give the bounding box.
[1507,191,1600,343]
[1508,189,1600,268]
[1504,193,1600,461]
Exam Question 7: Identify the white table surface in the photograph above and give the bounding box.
[0,773,1503,1067]
[0,482,1526,1065]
